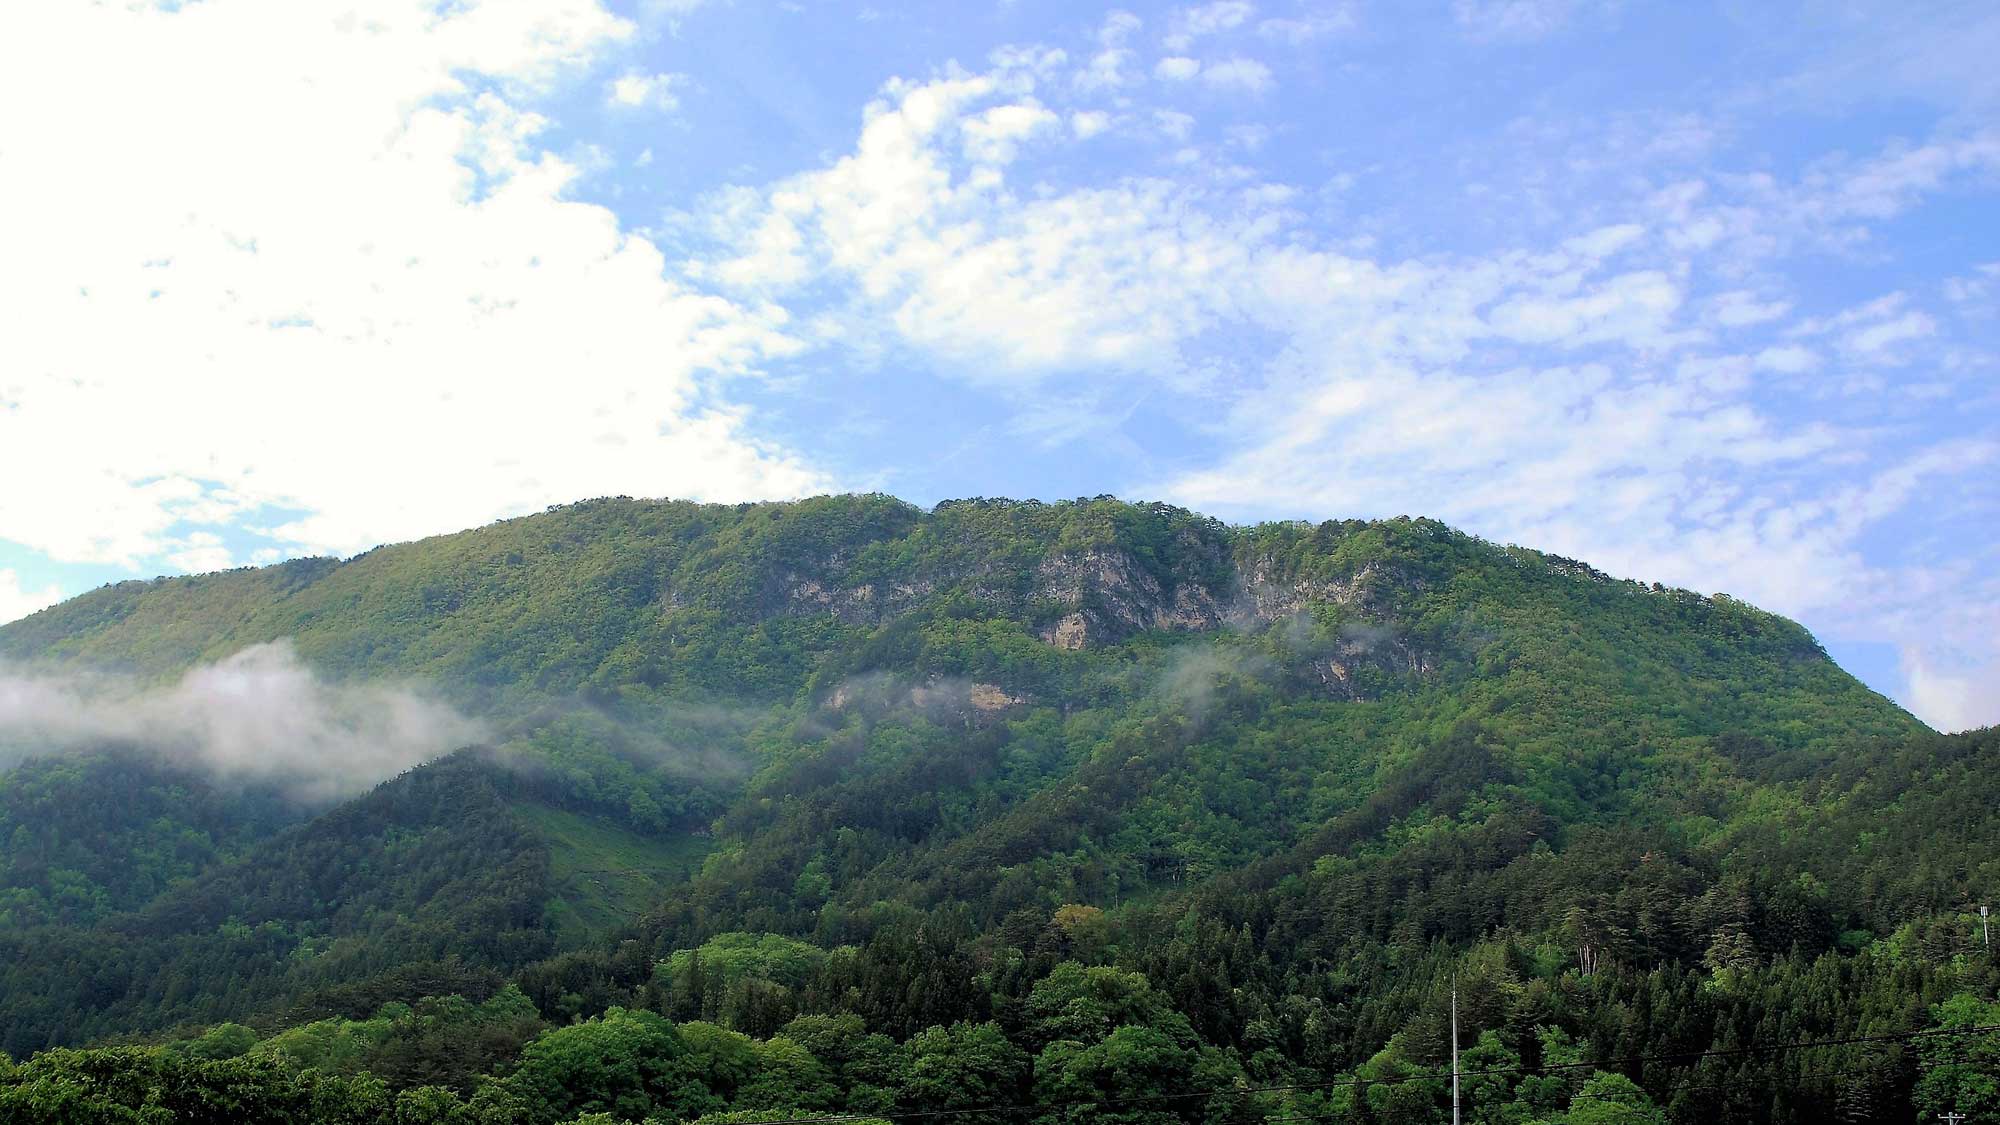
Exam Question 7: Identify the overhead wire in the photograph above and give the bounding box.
[703,1020,2000,1125]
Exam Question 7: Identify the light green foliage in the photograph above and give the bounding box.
[183,1020,259,1060]
[1025,963,1194,1050]
[777,1013,901,1112]
[1034,1024,1202,1125]
[1914,993,2000,1122]
[736,1035,838,1111]
[660,933,828,991]
[683,1113,891,1125]
[506,1007,690,1125]
[654,933,830,1032]
[672,1021,758,1116]
[1559,1073,1664,1124]
[899,1021,1030,1113]
[257,1013,396,1074]
[394,1084,470,1124]
[514,804,709,947]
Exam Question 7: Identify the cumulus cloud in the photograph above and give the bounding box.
[605,70,687,111]
[165,532,236,575]
[0,641,486,802]
[0,572,62,627]
[1164,1,1257,51]
[1076,10,1144,91]
[1904,650,2000,734]
[0,0,827,570]
[960,101,1060,164]
[1070,110,1113,139]
[1198,57,1275,94]
[1257,9,1357,45]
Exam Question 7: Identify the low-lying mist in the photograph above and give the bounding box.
[0,640,486,803]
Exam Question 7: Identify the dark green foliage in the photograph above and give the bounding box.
[0,749,300,928]
[0,754,555,1055]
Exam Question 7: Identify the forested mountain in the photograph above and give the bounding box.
[1,495,1994,1125]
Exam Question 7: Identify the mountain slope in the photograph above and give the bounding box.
[4,495,1988,1125]
[0,750,302,929]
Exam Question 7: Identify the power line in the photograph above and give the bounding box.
[1273,1060,1878,1124]
[1259,1021,2000,1124]
[706,1021,2000,1125]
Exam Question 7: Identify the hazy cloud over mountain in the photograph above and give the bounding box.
[0,641,484,802]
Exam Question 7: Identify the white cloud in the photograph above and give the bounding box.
[1653,132,2000,265]
[1774,3,2000,115]
[1486,270,1683,348]
[1844,310,1936,359]
[1070,110,1112,139]
[1905,650,2000,733]
[1802,133,2000,222]
[1199,57,1275,94]
[165,532,236,575]
[0,640,488,801]
[689,58,1999,733]
[1226,123,1273,151]
[1155,110,1197,141]
[1452,0,1589,42]
[1076,10,1143,91]
[0,571,62,627]
[1156,56,1202,81]
[640,0,715,27]
[960,102,1060,164]
[1709,290,1791,327]
[1787,293,1944,366]
[1257,9,1356,45]
[1753,345,1818,374]
[1164,2,1257,51]
[1942,262,2000,306]
[0,0,827,567]
[605,70,686,112]
[1100,9,1144,41]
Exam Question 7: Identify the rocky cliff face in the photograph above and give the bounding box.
[761,532,1441,708]
[0,496,1827,723]
[1031,548,1228,650]
[755,519,1244,647]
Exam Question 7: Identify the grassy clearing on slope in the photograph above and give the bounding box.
[512,803,711,947]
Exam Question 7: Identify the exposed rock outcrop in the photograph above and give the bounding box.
[1030,548,1227,648]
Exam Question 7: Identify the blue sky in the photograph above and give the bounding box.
[1,0,1995,728]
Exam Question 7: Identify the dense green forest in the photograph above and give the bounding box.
[1,495,1995,1123]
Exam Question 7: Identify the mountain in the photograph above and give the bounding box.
[1,494,1994,1125]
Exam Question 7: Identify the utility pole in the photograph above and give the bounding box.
[1939,1112,1966,1125]
[1451,979,1462,1125]
[1980,905,1990,950]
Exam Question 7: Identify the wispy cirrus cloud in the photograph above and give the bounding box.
[681,25,1998,729]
